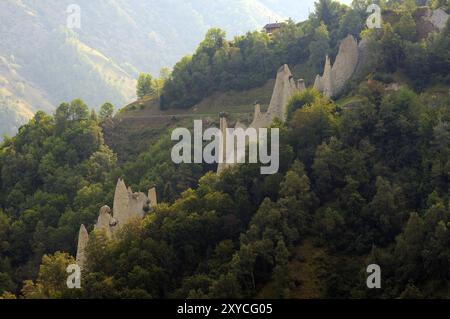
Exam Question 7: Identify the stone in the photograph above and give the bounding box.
[297,79,306,91]
[217,64,305,174]
[148,187,158,208]
[94,205,113,238]
[127,191,148,221]
[112,178,129,226]
[321,55,333,97]
[331,35,359,96]
[112,178,148,226]
[74,179,158,269]
[217,115,230,174]
[76,224,89,270]
[415,7,449,38]
[314,35,359,98]
[265,64,299,123]
[250,64,302,130]
[250,103,266,130]
[385,82,402,92]
[430,8,448,31]
[313,74,321,92]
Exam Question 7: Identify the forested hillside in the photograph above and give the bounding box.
[0,0,449,299]
[0,0,312,137]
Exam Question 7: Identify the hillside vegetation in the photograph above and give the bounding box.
[0,0,309,137]
[0,0,449,299]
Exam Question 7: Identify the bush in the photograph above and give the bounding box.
[287,88,321,119]
[373,73,394,84]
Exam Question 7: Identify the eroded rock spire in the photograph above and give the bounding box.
[76,224,89,270]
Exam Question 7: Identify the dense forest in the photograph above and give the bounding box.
[0,0,449,299]
[1,0,306,137]
[161,0,449,108]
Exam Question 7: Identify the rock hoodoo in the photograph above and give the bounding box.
[314,34,359,98]
[75,224,89,270]
[314,55,333,98]
[415,7,449,37]
[314,15,449,97]
[94,205,114,239]
[217,64,305,174]
[217,115,230,174]
[263,64,299,123]
[429,8,448,30]
[250,64,304,129]
[115,178,150,226]
[76,179,158,270]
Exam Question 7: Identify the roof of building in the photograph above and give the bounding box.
[264,22,282,30]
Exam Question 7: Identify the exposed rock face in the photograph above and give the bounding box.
[127,192,148,221]
[94,205,114,238]
[76,225,89,270]
[250,64,303,130]
[314,35,359,98]
[148,187,158,208]
[416,7,449,37]
[217,115,230,175]
[314,55,333,97]
[113,178,149,226]
[250,103,266,130]
[76,179,158,269]
[331,35,359,95]
[385,82,402,92]
[264,64,299,123]
[112,179,130,226]
[297,79,306,92]
[430,8,449,30]
[354,37,370,78]
[217,64,304,174]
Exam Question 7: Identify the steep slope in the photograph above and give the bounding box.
[0,0,354,137]
[0,55,52,136]
[0,0,137,136]
[0,0,289,137]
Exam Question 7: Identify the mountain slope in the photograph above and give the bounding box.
[0,0,286,137]
[0,0,353,137]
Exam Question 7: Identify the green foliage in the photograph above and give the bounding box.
[289,96,338,166]
[313,0,347,32]
[137,74,155,99]
[2,0,450,299]
[21,252,77,299]
[380,24,404,73]
[161,14,348,109]
[362,11,449,89]
[394,12,417,42]
[0,99,117,295]
[429,0,449,10]
[287,88,321,119]
[137,70,169,101]
[99,103,115,120]
[119,133,205,203]
[338,7,365,39]
[309,23,331,71]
